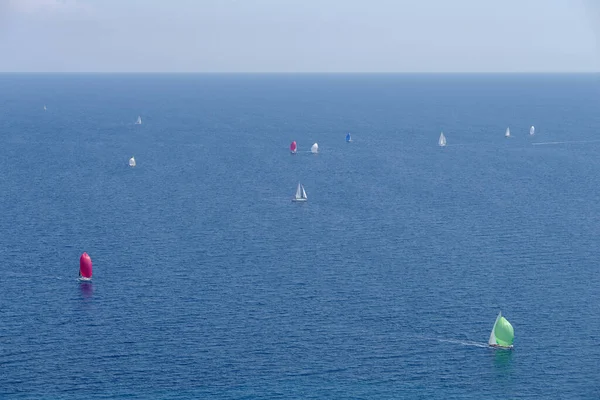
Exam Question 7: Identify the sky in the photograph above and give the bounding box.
[0,0,598,72]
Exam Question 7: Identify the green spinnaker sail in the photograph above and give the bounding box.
[492,315,514,347]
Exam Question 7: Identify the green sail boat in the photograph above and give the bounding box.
[488,312,514,349]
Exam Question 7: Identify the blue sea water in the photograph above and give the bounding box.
[1,73,600,399]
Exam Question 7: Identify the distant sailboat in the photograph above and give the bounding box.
[292,183,308,202]
[488,311,514,349]
[129,156,136,167]
[43,105,47,111]
[345,133,352,142]
[505,127,511,138]
[530,125,535,136]
[79,252,92,281]
[311,143,319,154]
[290,141,297,154]
[135,116,142,125]
[438,132,447,147]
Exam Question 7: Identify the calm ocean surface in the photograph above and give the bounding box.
[1,74,599,399]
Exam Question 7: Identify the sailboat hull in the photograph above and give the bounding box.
[489,344,513,350]
[292,198,307,202]
[78,277,92,282]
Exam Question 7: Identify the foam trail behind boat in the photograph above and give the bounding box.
[533,139,600,146]
[435,338,490,348]
[415,335,490,348]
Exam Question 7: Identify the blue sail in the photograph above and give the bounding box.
[345,133,351,142]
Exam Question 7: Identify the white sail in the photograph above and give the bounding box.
[438,132,446,147]
[43,105,47,111]
[129,157,136,167]
[530,125,535,135]
[505,127,510,138]
[311,143,318,153]
[135,116,142,125]
[292,182,307,202]
[488,312,502,346]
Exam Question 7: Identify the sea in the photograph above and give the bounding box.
[0,73,599,399]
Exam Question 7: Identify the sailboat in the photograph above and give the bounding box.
[530,125,535,135]
[345,133,352,143]
[505,127,511,138]
[311,143,319,154]
[43,105,47,111]
[292,183,307,202]
[488,311,514,349]
[129,156,136,167]
[135,116,142,125]
[290,141,297,154]
[79,252,92,282]
[438,132,447,147]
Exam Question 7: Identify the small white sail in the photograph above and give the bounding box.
[43,105,47,111]
[292,182,307,202]
[129,156,136,167]
[488,312,502,346]
[530,125,535,135]
[438,132,446,147]
[505,127,511,138]
[311,143,318,154]
[135,116,142,125]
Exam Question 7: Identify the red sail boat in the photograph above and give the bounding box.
[79,252,93,281]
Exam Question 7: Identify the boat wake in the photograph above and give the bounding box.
[532,139,600,146]
[435,338,489,348]
[415,335,489,348]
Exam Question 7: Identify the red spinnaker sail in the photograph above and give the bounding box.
[290,141,297,152]
[79,252,93,279]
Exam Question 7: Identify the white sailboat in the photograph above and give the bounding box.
[292,183,307,202]
[438,132,446,147]
[311,143,319,154]
[129,156,136,167]
[530,125,535,136]
[43,105,47,111]
[505,127,511,138]
[135,116,142,125]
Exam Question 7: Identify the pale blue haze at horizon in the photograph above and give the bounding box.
[0,0,598,72]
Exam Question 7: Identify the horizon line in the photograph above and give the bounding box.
[0,71,599,75]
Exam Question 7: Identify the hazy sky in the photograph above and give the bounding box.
[0,0,598,72]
